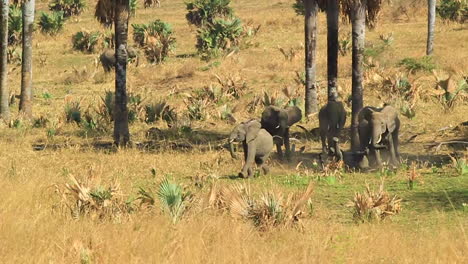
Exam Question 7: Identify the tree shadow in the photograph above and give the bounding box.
[406,189,468,213]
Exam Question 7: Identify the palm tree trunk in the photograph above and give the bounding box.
[0,0,10,121]
[113,1,130,146]
[327,0,339,100]
[350,0,366,151]
[19,0,35,118]
[426,0,436,55]
[304,0,319,117]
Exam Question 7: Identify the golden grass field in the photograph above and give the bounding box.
[0,0,467,263]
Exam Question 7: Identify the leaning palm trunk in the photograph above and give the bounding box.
[327,0,339,100]
[113,3,130,146]
[350,0,366,151]
[304,0,319,116]
[426,0,436,55]
[0,0,10,121]
[19,0,35,118]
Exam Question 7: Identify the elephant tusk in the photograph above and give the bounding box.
[377,134,382,144]
[229,139,235,143]
[275,125,280,129]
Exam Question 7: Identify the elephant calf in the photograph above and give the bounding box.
[261,105,302,161]
[357,105,400,167]
[318,100,347,154]
[99,47,138,72]
[229,119,274,178]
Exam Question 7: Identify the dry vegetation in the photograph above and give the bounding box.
[0,0,467,263]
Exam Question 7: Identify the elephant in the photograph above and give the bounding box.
[99,47,138,72]
[229,119,274,178]
[328,137,369,170]
[260,105,302,161]
[318,100,347,154]
[357,105,400,167]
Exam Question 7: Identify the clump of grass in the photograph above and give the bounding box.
[433,73,468,110]
[55,175,133,221]
[38,11,66,35]
[348,181,402,222]
[214,73,248,99]
[65,101,82,124]
[398,56,436,73]
[72,31,102,53]
[33,116,49,128]
[132,20,176,64]
[407,162,422,190]
[450,156,468,176]
[49,0,86,18]
[145,100,177,124]
[8,5,22,45]
[196,18,243,60]
[185,97,209,120]
[436,0,468,23]
[208,182,314,230]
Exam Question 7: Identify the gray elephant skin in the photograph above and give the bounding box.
[99,47,138,72]
[229,119,274,178]
[261,105,302,160]
[327,137,369,170]
[318,100,347,154]
[358,105,400,167]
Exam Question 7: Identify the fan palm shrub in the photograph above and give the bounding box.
[132,20,176,63]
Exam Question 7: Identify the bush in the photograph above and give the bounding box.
[132,20,176,63]
[437,0,468,23]
[186,0,233,27]
[398,56,436,73]
[38,11,65,35]
[65,101,82,124]
[196,18,243,60]
[49,0,86,18]
[8,5,22,45]
[97,91,143,124]
[292,0,305,15]
[72,31,102,53]
[145,101,177,124]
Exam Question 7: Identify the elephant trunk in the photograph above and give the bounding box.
[228,139,237,159]
[372,130,386,149]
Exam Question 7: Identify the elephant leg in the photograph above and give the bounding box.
[393,130,400,162]
[275,139,284,160]
[387,133,399,166]
[284,128,291,161]
[320,129,327,154]
[256,156,269,175]
[374,147,383,168]
[239,142,256,178]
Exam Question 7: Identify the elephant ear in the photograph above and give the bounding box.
[246,120,262,143]
[278,109,289,128]
[386,116,396,132]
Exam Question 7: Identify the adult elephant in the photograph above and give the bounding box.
[261,105,302,161]
[357,105,400,167]
[99,47,138,72]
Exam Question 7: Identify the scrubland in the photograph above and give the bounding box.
[0,0,467,263]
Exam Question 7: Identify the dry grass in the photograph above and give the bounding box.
[0,0,467,263]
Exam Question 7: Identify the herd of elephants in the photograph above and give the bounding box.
[228,92,400,178]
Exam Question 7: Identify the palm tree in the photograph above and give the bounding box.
[95,0,131,146]
[19,0,34,118]
[342,0,384,151]
[0,0,10,121]
[327,0,339,100]
[304,0,319,116]
[426,0,436,55]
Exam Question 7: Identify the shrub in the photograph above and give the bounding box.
[437,0,468,23]
[132,20,176,63]
[65,101,82,124]
[398,56,436,73]
[186,0,233,27]
[97,91,143,124]
[145,100,177,124]
[72,31,102,53]
[196,18,243,60]
[348,182,402,222]
[38,11,65,35]
[8,5,22,45]
[292,0,305,15]
[157,178,192,224]
[130,0,138,17]
[49,0,86,18]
